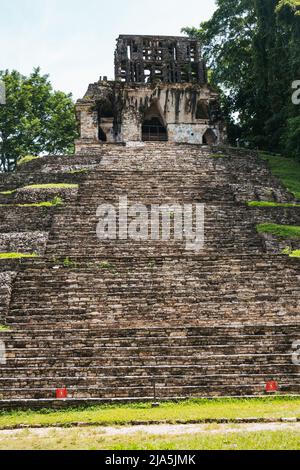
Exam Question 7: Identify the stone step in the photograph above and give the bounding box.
[0,381,299,400]
[1,361,297,375]
[4,334,295,348]
[0,143,299,401]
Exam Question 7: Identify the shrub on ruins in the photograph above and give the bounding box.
[0,68,78,172]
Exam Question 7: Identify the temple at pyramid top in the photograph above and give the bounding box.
[114,35,206,84]
[75,34,226,152]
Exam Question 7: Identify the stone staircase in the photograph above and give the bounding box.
[0,143,299,404]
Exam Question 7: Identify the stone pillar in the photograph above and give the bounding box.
[75,100,99,152]
[121,106,141,142]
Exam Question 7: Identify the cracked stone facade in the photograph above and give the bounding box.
[75,35,226,151]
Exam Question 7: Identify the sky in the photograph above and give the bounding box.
[0,0,216,100]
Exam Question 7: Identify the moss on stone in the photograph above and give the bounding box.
[0,197,63,208]
[209,153,227,158]
[0,253,38,260]
[0,190,16,196]
[257,223,300,239]
[248,201,300,208]
[22,184,78,190]
[282,247,300,258]
[0,325,11,331]
[17,155,40,166]
[68,169,89,175]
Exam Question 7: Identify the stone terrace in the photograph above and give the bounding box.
[0,143,299,404]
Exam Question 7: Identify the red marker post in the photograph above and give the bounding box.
[56,388,68,399]
[266,381,278,393]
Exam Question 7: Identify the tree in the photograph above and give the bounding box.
[182,0,300,158]
[0,68,77,172]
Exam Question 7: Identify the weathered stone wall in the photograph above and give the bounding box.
[76,82,224,148]
[250,207,300,225]
[0,272,17,324]
[0,232,48,256]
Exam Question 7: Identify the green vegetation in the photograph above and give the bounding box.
[0,190,15,196]
[0,253,38,260]
[290,250,300,258]
[99,261,114,271]
[22,183,78,190]
[0,325,10,331]
[68,168,89,175]
[62,257,77,269]
[209,153,227,159]
[257,223,300,239]
[0,397,299,429]
[0,68,77,172]
[0,183,78,197]
[183,1,300,155]
[17,155,40,166]
[0,427,299,450]
[0,197,63,208]
[259,152,300,199]
[282,248,300,258]
[248,201,300,208]
[148,261,157,268]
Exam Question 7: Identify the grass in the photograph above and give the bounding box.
[0,427,299,450]
[0,197,63,208]
[0,184,78,196]
[1,398,300,450]
[0,325,10,331]
[17,155,40,166]
[99,261,117,274]
[21,183,78,190]
[248,201,300,208]
[99,261,114,269]
[0,190,15,196]
[0,253,38,260]
[63,257,77,268]
[0,397,299,430]
[209,153,227,158]
[68,169,89,175]
[289,250,300,258]
[259,152,300,199]
[282,248,300,258]
[257,223,300,239]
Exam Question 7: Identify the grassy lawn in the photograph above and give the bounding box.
[0,426,299,450]
[257,223,300,238]
[0,397,300,430]
[259,152,300,199]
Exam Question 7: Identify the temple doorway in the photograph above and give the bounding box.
[142,102,168,142]
[203,128,217,145]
